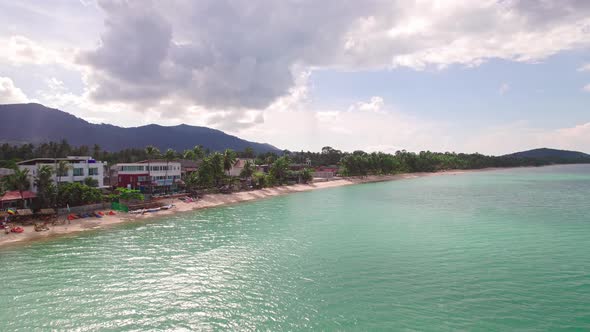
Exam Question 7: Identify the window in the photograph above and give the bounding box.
[73,168,84,176]
[89,168,99,176]
[121,165,144,171]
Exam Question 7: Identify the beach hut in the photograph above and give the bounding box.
[0,190,36,209]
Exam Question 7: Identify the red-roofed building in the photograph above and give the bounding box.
[0,190,36,208]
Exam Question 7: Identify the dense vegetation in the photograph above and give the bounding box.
[2,140,590,210]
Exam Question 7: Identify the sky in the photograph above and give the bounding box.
[0,0,589,155]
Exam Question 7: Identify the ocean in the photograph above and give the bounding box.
[1,164,590,330]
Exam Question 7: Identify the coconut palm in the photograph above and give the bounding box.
[56,160,71,185]
[3,168,31,208]
[145,145,160,196]
[183,149,196,161]
[163,148,176,194]
[240,160,254,180]
[222,149,237,176]
[34,165,56,208]
[193,145,205,160]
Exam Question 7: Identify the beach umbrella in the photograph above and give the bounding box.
[7,209,16,215]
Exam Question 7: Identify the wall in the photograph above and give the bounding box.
[57,202,107,215]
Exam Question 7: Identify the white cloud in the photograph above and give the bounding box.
[0,77,28,103]
[73,0,590,114]
[0,35,73,66]
[499,82,510,95]
[583,84,590,92]
[577,63,590,72]
[349,96,385,113]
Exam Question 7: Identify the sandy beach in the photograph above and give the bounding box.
[0,170,472,248]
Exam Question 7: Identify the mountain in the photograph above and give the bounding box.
[0,103,280,153]
[504,148,590,160]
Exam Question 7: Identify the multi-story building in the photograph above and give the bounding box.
[113,161,182,193]
[17,156,106,192]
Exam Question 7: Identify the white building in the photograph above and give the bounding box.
[18,156,107,192]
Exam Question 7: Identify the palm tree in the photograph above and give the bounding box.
[56,160,71,185]
[223,149,237,176]
[55,161,71,204]
[92,144,101,160]
[3,168,31,208]
[34,165,55,208]
[163,148,176,194]
[240,160,255,189]
[183,149,196,160]
[193,145,205,160]
[145,145,160,196]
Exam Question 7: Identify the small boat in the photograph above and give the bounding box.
[160,204,174,210]
[10,226,24,233]
[129,209,144,214]
[146,208,161,213]
[93,212,102,218]
[108,211,116,216]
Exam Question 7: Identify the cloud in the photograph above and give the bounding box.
[0,35,73,66]
[577,63,590,72]
[0,77,28,103]
[499,82,510,95]
[76,0,590,112]
[583,84,590,92]
[349,96,385,113]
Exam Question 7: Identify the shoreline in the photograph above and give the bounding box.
[0,167,539,248]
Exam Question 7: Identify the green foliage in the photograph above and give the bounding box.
[57,182,102,207]
[183,172,199,195]
[110,187,144,202]
[240,147,255,158]
[198,153,225,187]
[2,168,31,193]
[269,156,291,185]
[223,149,237,174]
[239,160,255,179]
[83,177,99,187]
[34,165,56,208]
[300,168,313,183]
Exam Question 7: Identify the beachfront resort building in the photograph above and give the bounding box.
[113,160,182,193]
[17,156,107,192]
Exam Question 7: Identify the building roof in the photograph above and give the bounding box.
[17,156,101,166]
[233,158,254,168]
[0,190,36,202]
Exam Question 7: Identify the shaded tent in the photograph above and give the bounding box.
[0,191,36,209]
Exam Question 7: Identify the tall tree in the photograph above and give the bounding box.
[92,144,101,159]
[239,160,255,180]
[34,165,56,208]
[163,148,176,194]
[56,160,71,186]
[223,149,237,176]
[145,145,160,196]
[2,168,31,207]
[193,145,205,160]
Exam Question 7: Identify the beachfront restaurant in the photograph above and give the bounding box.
[0,190,36,209]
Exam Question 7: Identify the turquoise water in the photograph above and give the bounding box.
[2,165,590,330]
